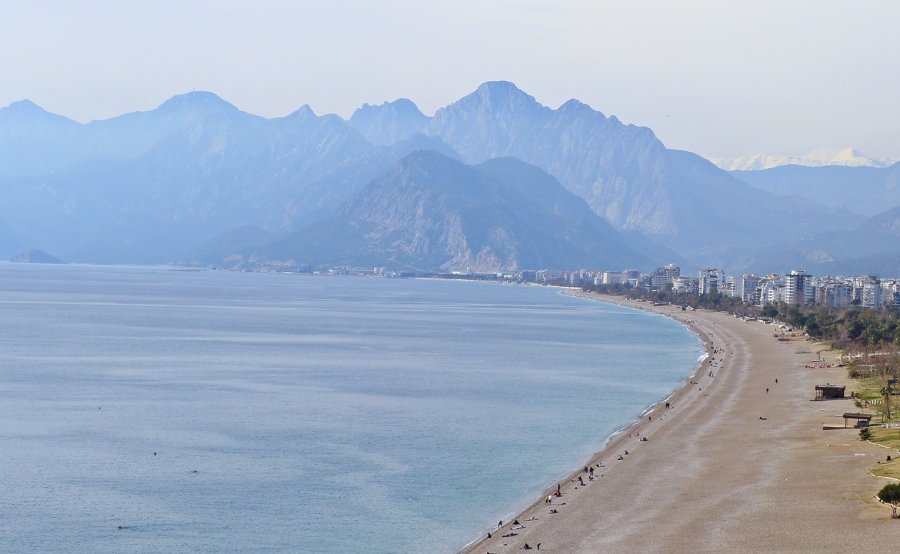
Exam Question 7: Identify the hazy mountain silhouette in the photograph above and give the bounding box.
[733,163,900,217]
[737,204,900,275]
[349,99,428,145]
[0,83,882,272]
[414,81,850,267]
[252,151,674,272]
[0,96,419,262]
[10,248,64,264]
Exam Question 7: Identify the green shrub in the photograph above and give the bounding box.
[878,483,900,517]
[879,483,900,504]
[860,427,872,441]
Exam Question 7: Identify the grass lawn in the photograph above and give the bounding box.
[871,457,900,480]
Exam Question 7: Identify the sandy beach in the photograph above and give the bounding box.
[464,291,900,553]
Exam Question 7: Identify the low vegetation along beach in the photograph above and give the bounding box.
[466,290,900,553]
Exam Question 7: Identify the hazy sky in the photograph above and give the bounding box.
[2,1,898,158]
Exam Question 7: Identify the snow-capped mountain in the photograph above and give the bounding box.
[710,147,895,171]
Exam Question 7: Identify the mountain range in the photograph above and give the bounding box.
[732,163,900,217]
[736,205,900,276]
[0,82,896,275]
[710,147,895,171]
[241,152,674,272]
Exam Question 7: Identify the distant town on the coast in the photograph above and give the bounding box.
[3,82,900,279]
[8,3,900,551]
[560,265,898,312]
[284,263,900,312]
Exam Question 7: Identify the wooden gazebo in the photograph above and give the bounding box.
[842,412,873,428]
[815,385,846,400]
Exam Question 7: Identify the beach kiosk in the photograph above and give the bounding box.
[842,412,873,428]
[815,384,845,400]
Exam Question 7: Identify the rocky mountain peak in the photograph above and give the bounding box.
[472,81,535,104]
[0,99,78,127]
[157,91,238,115]
[3,99,43,113]
[349,98,429,145]
[285,104,318,120]
[558,98,589,110]
[442,81,545,117]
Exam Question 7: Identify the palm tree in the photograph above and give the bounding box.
[881,383,893,420]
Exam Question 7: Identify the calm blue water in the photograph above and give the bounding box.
[0,264,702,553]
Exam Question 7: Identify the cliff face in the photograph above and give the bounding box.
[420,82,842,266]
[349,99,429,146]
[259,151,673,272]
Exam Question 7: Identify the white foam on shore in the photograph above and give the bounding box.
[464,291,711,552]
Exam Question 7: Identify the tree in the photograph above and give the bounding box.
[806,316,822,339]
[882,384,894,420]
[878,483,900,518]
[860,427,872,441]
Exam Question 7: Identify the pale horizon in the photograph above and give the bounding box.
[3,1,900,159]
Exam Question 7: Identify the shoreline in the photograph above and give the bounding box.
[463,290,899,552]
[461,290,717,552]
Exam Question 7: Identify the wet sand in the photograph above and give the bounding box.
[463,292,899,553]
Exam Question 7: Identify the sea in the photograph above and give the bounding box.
[0,263,703,553]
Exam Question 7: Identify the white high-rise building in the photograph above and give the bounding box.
[766,284,786,305]
[860,276,882,309]
[784,269,814,305]
[737,274,761,303]
[698,268,725,295]
[650,264,680,290]
[601,271,623,285]
[672,276,698,294]
[756,274,784,306]
[723,276,736,297]
[826,282,853,308]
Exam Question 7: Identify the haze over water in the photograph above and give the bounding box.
[0,264,702,553]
